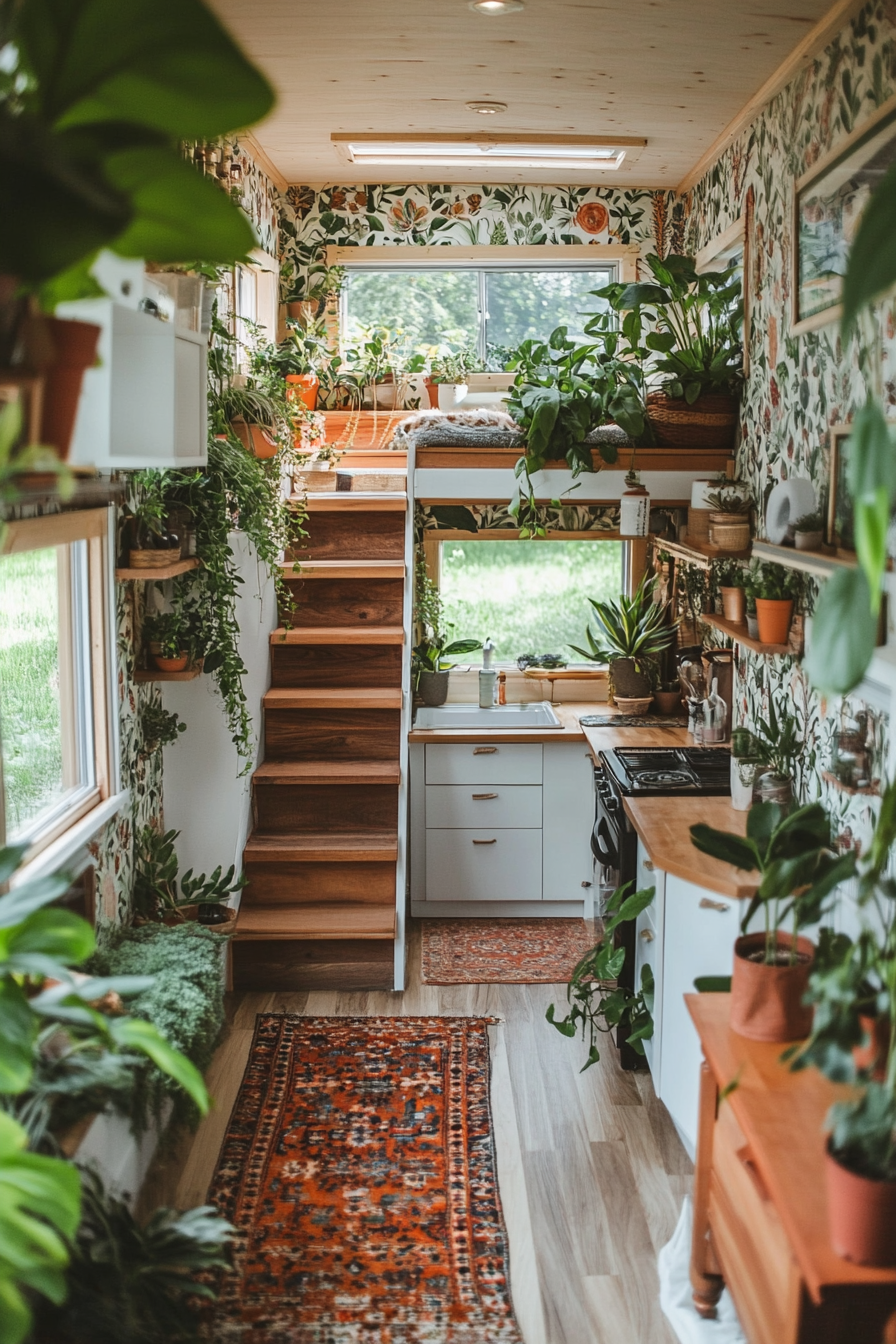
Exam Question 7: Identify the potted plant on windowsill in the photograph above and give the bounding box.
[431,346,482,411]
[412,558,481,705]
[690,801,855,1042]
[705,485,753,552]
[570,574,677,702]
[267,321,330,412]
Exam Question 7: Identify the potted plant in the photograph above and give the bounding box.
[431,346,481,411]
[654,680,684,715]
[144,612,191,674]
[133,826,243,927]
[412,560,481,705]
[588,254,743,450]
[714,558,746,623]
[705,485,752,552]
[267,321,330,411]
[570,574,677,701]
[730,725,764,810]
[207,314,286,460]
[752,560,802,645]
[346,327,424,410]
[793,510,825,551]
[690,801,854,1041]
[546,881,656,1068]
[745,695,803,808]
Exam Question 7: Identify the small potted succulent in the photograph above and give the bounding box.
[705,485,752,551]
[570,574,677,702]
[690,801,854,1042]
[793,510,825,551]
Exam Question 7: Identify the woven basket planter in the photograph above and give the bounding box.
[647,391,738,450]
[129,547,178,568]
[709,512,750,550]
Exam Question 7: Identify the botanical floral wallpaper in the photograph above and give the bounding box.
[416,500,621,537]
[231,138,279,257]
[686,0,896,849]
[277,183,685,302]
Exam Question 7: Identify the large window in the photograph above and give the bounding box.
[0,511,114,855]
[435,537,623,663]
[343,265,613,364]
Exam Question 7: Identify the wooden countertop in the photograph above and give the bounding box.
[688,993,896,1301]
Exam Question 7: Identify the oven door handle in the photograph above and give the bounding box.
[592,817,619,867]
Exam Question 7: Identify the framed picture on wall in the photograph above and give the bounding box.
[793,91,896,336]
[826,423,854,551]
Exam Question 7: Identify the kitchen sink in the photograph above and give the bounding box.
[413,701,562,729]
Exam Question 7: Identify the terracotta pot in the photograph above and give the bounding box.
[826,1143,896,1266]
[153,653,189,673]
[285,372,319,410]
[231,418,278,459]
[755,597,793,645]
[417,669,450,707]
[720,586,746,623]
[40,316,101,458]
[730,931,814,1042]
[654,690,683,715]
[795,529,824,551]
[853,1013,890,1081]
[609,657,652,699]
[426,377,440,409]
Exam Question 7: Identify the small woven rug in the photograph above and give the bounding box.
[421,918,596,984]
[208,1015,523,1343]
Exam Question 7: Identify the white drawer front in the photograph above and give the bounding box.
[425,829,543,901]
[425,784,542,829]
[425,742,543,785]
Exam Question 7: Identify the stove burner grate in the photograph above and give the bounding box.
[635,769,694,788]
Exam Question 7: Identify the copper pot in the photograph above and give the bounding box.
[826,1142,896,1266]
[730,932,814,1042]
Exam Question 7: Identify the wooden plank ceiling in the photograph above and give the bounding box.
[210,0,836,187]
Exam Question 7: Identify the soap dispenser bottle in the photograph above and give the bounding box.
[479,638,497,708]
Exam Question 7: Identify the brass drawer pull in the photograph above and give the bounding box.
[639,929,654,942]
[472,838,497,845]
[472,793,498,800]
[473,746,497,755]
[699,897,730,912]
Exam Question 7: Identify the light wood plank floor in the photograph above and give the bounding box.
[142,922,692,1344]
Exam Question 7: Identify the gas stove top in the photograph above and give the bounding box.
[599,746,731,797]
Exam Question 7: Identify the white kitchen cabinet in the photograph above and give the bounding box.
[425,828,543,901]
[424,784,542,830]
[659,872,741,1157]
[634,839,665,1084]
[424,742,542,785]
[542,742,596,905]
[55,299,208,469]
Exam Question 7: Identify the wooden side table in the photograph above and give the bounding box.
[687,993,896,1344]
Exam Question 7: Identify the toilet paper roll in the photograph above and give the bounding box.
[765,478,816,544]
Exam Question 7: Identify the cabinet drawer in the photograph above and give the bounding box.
[425,785,542,829]
[425,829,542,901]
[709,1102,797,1344]
[425,743,543,785]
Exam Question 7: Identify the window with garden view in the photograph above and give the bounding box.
[343,265,614,364]
[436,539,623,663]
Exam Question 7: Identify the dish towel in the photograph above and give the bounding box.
[658,1198,746,1344]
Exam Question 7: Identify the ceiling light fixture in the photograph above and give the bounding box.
[332,133,646,172]
[469,0,525,13]
[466,101,508,114]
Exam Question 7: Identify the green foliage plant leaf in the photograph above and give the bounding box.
[107,1019,209,1117]
[841,159,896,335]
[846,401,896,615]
[805,567,878,694]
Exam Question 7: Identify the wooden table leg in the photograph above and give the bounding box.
[691,1058,725,1319]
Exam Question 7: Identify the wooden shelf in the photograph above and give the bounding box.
[660,536,751,570]
[303,492,406,511]
[116,557,200,581]
[133,661,203,683]
[702,612,791,656]
[821,770,881,797]
[751,540,857,578]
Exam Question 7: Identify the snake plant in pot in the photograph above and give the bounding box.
[570,574,676,701]
[690,802,855,1042]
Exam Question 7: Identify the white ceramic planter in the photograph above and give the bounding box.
[438,382,467,411]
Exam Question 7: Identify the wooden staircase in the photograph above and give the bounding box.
[231,482,409,991]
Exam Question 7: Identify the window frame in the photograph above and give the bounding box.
[0,507,122,865]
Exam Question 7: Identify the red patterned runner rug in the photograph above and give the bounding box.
[421,917,597,984]
[208,1015,524,1343]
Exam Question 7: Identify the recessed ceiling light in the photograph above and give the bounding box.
[332,133,646,172]
[466,101,508,114]
[469,0,525,14]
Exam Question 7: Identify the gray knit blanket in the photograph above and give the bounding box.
[392,409,634,450]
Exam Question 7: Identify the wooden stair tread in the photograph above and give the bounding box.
[302,492,406,511]
[235,903,396,941]
[279,559,405,579]
[270,626,404,646]
[253,759,401,785]
[244,832,398,863]
[263,687,402,710]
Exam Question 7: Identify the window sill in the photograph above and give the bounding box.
[9,790,130,889]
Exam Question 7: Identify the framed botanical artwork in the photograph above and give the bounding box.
[792,90,896,336]
[826,423,854,552]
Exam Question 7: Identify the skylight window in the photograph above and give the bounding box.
[332,134,645,172]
